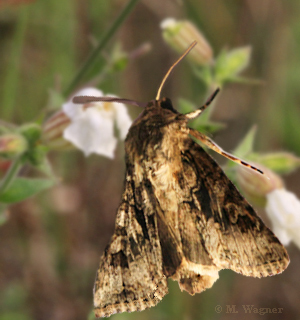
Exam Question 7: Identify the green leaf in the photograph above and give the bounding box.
[35,156,54,177]
[178,98,225,134]
[193,65,213,87]
[225,126,257,171]
[195,121,226,134]
[252,152,300,175]
[233,125,257,157]
[226,75,264,85]
[177,98,195,114]
[215,46,252,85]
[178,96,222,125]
[0,177,55,204]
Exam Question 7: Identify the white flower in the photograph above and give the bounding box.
[63,87,132,158]
[265,188,300,248]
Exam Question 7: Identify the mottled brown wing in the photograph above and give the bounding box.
[180,139,289,278]
[93,172,168,318]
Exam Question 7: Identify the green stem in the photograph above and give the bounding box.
[64,0,140,97]
[0,157,22,196]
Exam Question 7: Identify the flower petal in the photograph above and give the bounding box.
[266,188,300,249]
[111,100,132,139]
[271,225,291,246]
[63,87,103,119]
[287,228,300,249]
[266,189,300,228]
[62,87,132,158]
[63,107,117,158]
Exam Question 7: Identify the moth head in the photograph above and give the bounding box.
[158,97,178,113]
[72,41,214,119]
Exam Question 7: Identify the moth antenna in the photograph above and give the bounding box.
[185,88,220,120]
[189,128,264,175]
[155,41,197,101]
[72,96,147,108]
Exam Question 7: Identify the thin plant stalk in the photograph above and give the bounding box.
[64,0,141,97]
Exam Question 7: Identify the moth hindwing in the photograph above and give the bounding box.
[89,43,289,318]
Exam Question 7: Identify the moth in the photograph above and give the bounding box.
[74,41,289,318]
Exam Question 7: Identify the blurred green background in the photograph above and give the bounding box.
[1,0,300,319]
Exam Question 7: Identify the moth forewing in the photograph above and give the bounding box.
[91,42,289,318]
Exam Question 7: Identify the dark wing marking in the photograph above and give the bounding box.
[180,138,289,278]
[93,172,168,318]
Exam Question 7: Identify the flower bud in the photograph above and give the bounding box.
[236,163,284,207]
[42,110,74,150]
[0,133,28,158]
[161,18,213,66]
[18,123,41,145]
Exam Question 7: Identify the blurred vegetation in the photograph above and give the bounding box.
[0,1,300,320]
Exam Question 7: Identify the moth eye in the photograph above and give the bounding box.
[160,98,177,113]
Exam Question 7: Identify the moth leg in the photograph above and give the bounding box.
[185,88,220,120]
[189,128,264,175]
